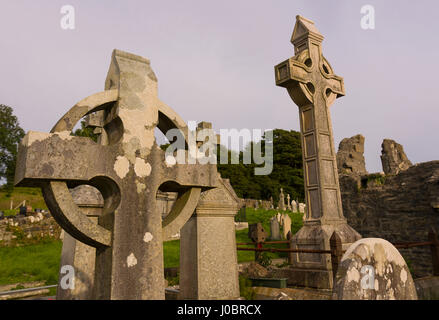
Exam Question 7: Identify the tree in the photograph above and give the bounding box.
[216,128,304,202]
[0,104,25,195]
[73,120,98,142]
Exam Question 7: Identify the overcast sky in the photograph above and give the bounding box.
[1,0,438,173]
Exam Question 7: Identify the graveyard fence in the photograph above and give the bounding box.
[237,229,439,277]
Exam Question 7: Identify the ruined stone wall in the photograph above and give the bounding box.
[241,199,271,210]
[340,161,439,278]
[0,212,62,246]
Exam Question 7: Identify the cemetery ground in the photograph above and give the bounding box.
[0,187,303,297]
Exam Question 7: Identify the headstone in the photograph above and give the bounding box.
[278,188,286,211]
[270,196,274,209]
[274,16,361,289]
[270,216,281,240]
[15,49,218,299]
[180,174,241,299]
[281,214,292,240]
[381,139,412,175]
[333,238,417,300]
[291,200,298,213]
[286,194,291,210]
[248,223,268,243]
[337,134,368,175]
[298,203,306,214]
[276,212,281,224]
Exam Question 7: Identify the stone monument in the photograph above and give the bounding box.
[278,188,286,211]
[57,185,103,300]
[291,200,298,213]
[286,194,291,210]
[333,238,417,300]
[270,216,281,240]
[281,213,292,240]
[15,50,218,299]
[274,16,361,289]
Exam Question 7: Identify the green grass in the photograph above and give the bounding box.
[0,207,303,287]
[0,240,62,286]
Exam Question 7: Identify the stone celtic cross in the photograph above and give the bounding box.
[274,16,360,289]
[15,50,218,299]
[275,15,346,224]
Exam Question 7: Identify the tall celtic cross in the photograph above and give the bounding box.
[15,50,218,299]
[275,16,346,224]
[274,16,361,289]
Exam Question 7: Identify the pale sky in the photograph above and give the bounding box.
[1,0,438,173]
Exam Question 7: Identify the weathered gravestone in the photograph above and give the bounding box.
[179,122,240,300]
[291,200,298,213]
[270,216,281,240]
[281,213,292,240]
[278,188,286,211]
[333,238,418,300]
[286,194,291,210]
[248,223,268,263]
[57,185,103,300]
[15,50,219,299]
[180,174,241,299]
[274,16,361,289]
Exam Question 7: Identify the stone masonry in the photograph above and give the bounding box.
[337,134,368,175]
[381,139,412,175]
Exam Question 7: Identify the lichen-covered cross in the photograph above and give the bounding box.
[15,50,218,299]
[275,16,347,224]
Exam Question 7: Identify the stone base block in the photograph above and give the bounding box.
[271,267,334,290]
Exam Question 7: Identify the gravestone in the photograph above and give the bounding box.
[270,196,274,209]
[286,194,291,210]
[381,139,412,175]
[179,124,240,300]
[57,185,103,300]
[15,50,218,299]
[278,188,286,211]
[291,200,298,213]
[281,214,292,240]
[270,216,281,240]
[276,212,282,224]
[248,223,268,243]
[274,16,361,289]
[298,203,306,214]
[333,238,417,300]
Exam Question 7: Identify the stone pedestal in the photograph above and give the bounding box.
[56,185,103,300]
[179,176,240,299]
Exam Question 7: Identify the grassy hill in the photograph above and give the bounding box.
[0,187,48,216]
